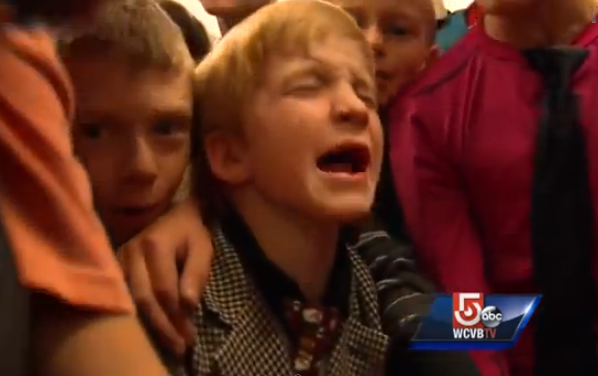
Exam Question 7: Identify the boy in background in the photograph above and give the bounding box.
[0,0,171,375]
[327,0,438,241]
[60,0,194,248]
[59,0,198,353]
[184,0,388,374]
[333,0,438,107]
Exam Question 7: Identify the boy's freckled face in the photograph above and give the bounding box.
[331,0,435,106]
[235,36,383,222]
[67,54,192,245]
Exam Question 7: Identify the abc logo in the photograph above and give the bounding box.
[480,306,503,328]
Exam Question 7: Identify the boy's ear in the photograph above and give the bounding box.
[203,131,251,185]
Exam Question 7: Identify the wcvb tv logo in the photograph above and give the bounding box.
[453,293,485,328]
[452,293,504,340]
[409,293,541,351]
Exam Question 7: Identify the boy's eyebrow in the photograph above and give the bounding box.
[153,106,192,118]
[74,108,119,125]
[379,3,435,33]
[281,62,329,82]
[309,57,375,91]
[75,106,192,127]
[383,8,422,22]
[151,106,193,125]
[275,60,331,89]
[281,58,374,93]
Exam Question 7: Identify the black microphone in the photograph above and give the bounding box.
[355,228,482,376]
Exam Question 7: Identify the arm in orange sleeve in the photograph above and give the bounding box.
[0,25,132,312]
[0,24,171,376]
[391,108,510,376]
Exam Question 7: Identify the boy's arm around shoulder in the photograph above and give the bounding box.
[355,217,436,311]
[355,219,435,341]
[355,220,483,376]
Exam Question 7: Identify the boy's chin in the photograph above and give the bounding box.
[316,202,373,225]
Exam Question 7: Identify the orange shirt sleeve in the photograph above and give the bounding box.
[0,24,134,313]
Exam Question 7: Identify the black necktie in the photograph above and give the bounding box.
[524,47,597,376]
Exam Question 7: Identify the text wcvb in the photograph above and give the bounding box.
[409,293,541,350]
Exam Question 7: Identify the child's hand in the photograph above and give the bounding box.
[118,198,213,356]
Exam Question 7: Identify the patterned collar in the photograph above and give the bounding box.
[192,225,388,376]
[219,209,352,321]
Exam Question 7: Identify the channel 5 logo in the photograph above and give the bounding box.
[410,293,541,351]
[453,293,503,329]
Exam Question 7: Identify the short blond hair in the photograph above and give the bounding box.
[60,0,192,71]
[191,0,374,221]
[194,0,372,133]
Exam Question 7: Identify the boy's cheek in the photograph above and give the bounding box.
[174,168,191,203]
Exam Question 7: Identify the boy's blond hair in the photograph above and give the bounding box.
[191,0,374,221]
[60,0,192,71]
[194,0,372,135]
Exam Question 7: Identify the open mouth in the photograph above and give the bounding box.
[317,143,371,175]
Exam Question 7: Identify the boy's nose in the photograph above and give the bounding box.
[331,83,369,128]
[121,138,158,185]
[364,26,384,56]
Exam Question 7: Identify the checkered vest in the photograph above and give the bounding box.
[179,225,388,376]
